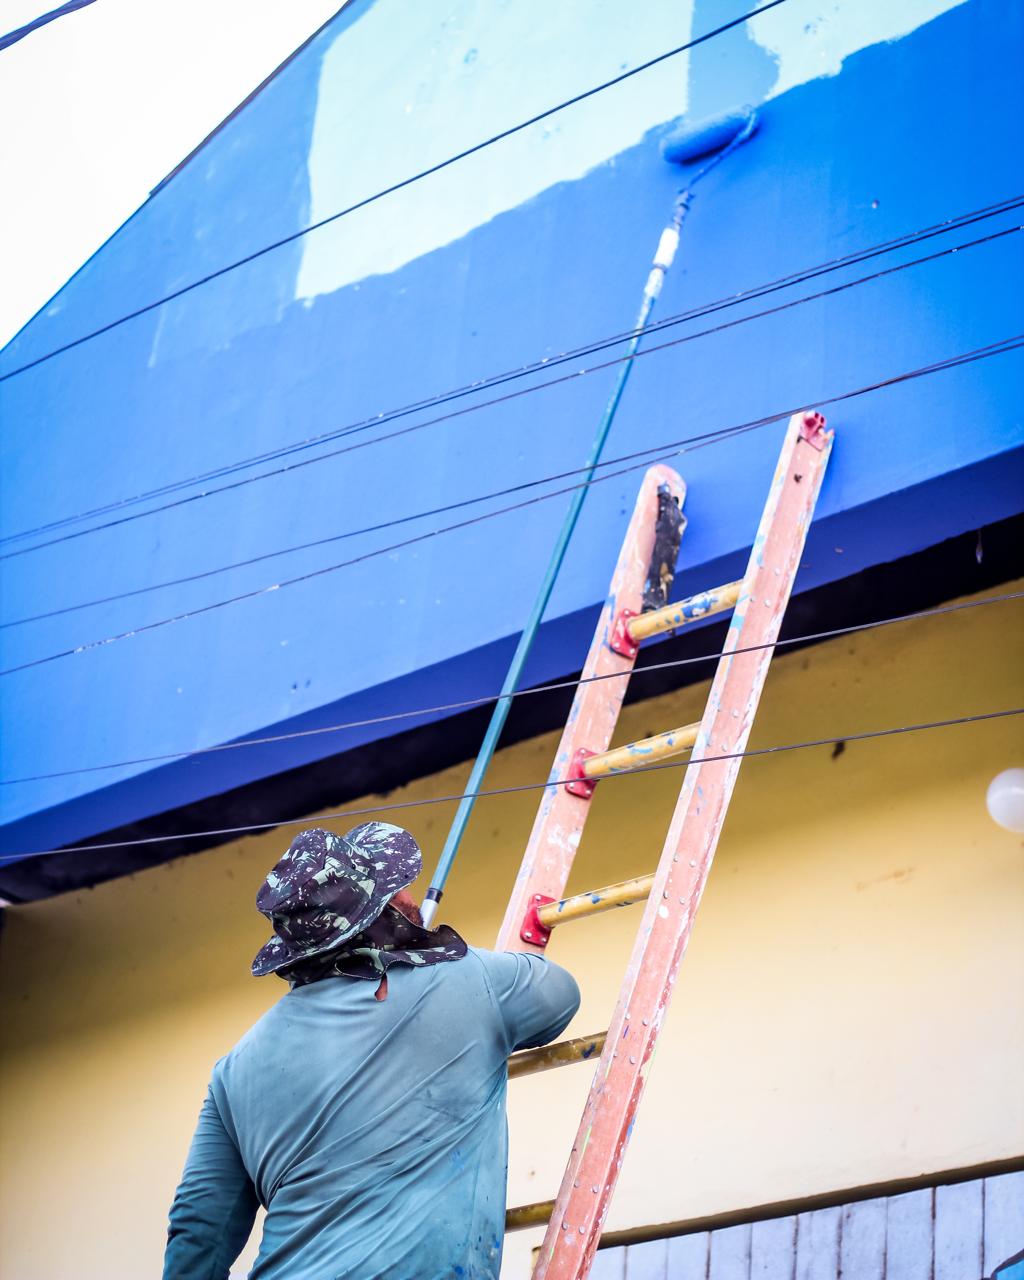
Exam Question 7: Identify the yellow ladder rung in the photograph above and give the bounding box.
[506,1199,555,1232]
[582,721,700,779]
[627,579,742,643]
[508,1032,607,1079]
[536,874,654,930]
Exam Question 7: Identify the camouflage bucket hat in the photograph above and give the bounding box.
[252,823,422,978]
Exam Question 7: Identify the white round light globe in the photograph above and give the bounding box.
[986,768,1024,834]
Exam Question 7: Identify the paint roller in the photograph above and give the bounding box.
[662,106,759,165]
[420,106,760,927]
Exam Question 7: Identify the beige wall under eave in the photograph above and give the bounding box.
[1,582,1022,1279]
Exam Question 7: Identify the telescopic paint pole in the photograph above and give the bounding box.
[420,111,757,927]
[418,222,680,926]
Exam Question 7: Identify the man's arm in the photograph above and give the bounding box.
[479,950,581,1053]
[163,1089,259,1280]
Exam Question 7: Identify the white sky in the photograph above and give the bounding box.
[0,0,343,350]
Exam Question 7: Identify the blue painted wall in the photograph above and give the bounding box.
[1,0,1022,858]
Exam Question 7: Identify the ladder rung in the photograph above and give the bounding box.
[535,874,654,930]
[582,721,700,779]
[627,579,742,643]
[506,1199,555,1232]
[508,1031,607,1079]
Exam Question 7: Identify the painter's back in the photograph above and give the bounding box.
[164,947,579,1280]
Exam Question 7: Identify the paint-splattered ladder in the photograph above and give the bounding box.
[499,410,834,1280]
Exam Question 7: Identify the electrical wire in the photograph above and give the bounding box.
[0,0,98,53]
[4,707,1020,861]
[5,191,1019,548]
[0,0,788,386]
[2,331,1021,676]
[4,204,1021,560]
[6,226,1019,601]
[0,437,766,672]
[3,332,1021,673]
[2,590,1019,785]
[4,217,1018,632]
[6,194,1013,550]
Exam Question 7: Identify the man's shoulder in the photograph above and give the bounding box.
[462,944,532,979]
[428,944,515,991]
[390,946,545,1007]
[462,947,580,1051]
[464,945,574,994]
[465,944,559,970]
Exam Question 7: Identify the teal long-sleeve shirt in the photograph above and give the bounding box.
[163,948,580,1280]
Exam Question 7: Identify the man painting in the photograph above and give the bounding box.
[163,822,579,1279]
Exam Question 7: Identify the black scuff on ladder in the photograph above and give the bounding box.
[641,485,686,612]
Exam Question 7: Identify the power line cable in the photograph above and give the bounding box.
[2,332,1022,676]
[0,0,788,386]
[5,225,1017,605]
[0,0,98,53]
[4,191,1020,548]
[3,220,1019,566]
[4,707,1020,861]
[3,590,1019,785]
[1,447,672,627]
[0,435,764,673]
[4,337,1018,680]
[5,223,1022,621]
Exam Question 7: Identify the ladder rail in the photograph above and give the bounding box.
[531,411,833,1279]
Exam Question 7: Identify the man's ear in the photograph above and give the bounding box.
[390,889,424,928]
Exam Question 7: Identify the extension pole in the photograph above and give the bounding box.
[419,109,758,925]
[419,213,684,927]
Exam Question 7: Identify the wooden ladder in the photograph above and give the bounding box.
[499,410,834,1279]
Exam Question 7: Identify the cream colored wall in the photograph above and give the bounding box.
[1,583,1022,1279]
